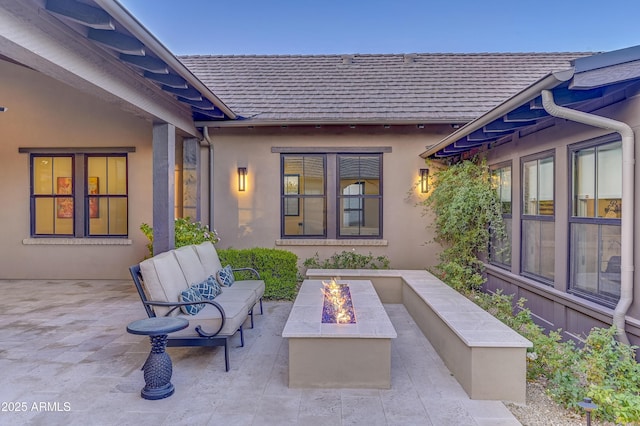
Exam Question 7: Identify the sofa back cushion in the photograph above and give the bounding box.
[194,242,223,276]
[174,245,209,286]
[139,251,190,317]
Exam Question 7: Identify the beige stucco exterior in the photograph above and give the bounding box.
[0,58,447,279]
[0,59,153,279]
[205,126,445,270]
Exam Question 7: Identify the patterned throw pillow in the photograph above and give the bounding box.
[179,286,205,315]
[195,276,222,300]
[216,265,235,287]
[208,275,223,297]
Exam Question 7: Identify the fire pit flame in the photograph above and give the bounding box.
[321,279,356,324]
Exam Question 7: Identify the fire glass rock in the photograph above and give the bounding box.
[321,282,356,324]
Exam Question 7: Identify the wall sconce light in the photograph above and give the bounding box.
[420,168,429,193]
[237,167,247,191]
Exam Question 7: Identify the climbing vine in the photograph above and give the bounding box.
[420,158,505,292]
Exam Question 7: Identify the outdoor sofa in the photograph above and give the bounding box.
[129,242,265,371]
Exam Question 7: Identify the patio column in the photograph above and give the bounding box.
[182,138,201,221]
[152,123,176,255]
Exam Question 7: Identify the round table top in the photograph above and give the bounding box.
[127,317,189,336]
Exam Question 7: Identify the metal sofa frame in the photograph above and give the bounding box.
[130,264,244,372]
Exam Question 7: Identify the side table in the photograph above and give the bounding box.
[127,317,189,400]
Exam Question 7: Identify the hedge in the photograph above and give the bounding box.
[218,247,299,300]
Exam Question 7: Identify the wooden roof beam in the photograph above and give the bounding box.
[45,0,114,30]
[88,28,145,56]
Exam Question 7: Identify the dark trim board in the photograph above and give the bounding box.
[484,264,640,359]
[272,146,392,153]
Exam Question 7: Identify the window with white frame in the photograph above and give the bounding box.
[280,152,382,238]
[521,152,555,283]
[30,153,128,237]
[569,136,621,306]
[489,163,512,267]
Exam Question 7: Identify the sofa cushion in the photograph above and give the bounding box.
[174,245,209,286]
[217,265,235,287]
[180,286,205,315]
[139,251,190,317]
[215,286,255,308]
[194,242,223,277]
[171,301,249,338]
[233,279,265,301]
[195,275,222,300]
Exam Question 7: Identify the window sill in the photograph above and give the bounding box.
[276,239,388,247]
[485,263,614,313]
[22,238,132,246]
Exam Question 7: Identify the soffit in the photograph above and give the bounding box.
[0,0,235,129]
[421,46,640,160]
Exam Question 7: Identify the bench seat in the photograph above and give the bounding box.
[306,269,532,404]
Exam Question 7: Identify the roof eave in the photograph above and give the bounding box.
[420,68,575,158]
[195,117,466,128]
[96,0,237,120]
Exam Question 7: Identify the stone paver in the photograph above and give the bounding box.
[0,279,521,425]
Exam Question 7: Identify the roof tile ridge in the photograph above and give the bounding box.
[178,51,597,60]
[410,51,596,55]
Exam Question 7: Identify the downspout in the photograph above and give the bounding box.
[203,126,215,232]
[541,89,634,345]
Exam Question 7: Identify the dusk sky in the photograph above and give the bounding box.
[118,0,640,56]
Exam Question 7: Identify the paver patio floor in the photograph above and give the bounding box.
[0,279,521,425]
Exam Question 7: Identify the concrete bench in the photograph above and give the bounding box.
[306,269,532,404]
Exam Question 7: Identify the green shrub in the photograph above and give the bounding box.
[218,247,299,301]
[140,217,220,257]
[474,290,640,423]
[303,250,391,270]
[577,327,640,423]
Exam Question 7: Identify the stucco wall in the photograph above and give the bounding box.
[206,126,444,270]
[0,60,153,279]
[481,93,640,344]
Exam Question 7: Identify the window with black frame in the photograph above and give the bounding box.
[30,153,128,237]
[569,137,621,306]
[281,154,326,237]
[337,154,381,238]
[521,152,555,283]
[489,163,512,268]
[280,152,383,239]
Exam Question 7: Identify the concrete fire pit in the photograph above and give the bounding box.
[282,279,397,388]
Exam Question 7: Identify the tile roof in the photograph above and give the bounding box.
[179,53,593,124]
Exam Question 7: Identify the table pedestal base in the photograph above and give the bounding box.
[141,334,174,400]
